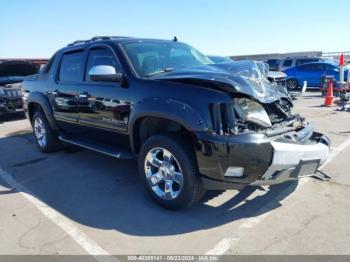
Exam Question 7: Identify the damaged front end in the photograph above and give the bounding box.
[154,61,330,189]
[200,93,330,189]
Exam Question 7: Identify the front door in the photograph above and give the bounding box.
[77,46,131,147]
[297,64,325,87]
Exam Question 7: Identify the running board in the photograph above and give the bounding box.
[59,136,135,159]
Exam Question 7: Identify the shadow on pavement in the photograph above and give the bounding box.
[0,133,298,236]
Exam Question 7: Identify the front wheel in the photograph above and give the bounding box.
[138,134,205,210]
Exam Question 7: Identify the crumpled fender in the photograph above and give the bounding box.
[129,97,208,131]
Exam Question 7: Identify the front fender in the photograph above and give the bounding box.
[129,97,209,151]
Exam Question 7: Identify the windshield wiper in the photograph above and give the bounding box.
[145,68,174,77]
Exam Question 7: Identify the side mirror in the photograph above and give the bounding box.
[88,65,124,82]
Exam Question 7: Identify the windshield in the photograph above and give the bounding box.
[122,41,213,77]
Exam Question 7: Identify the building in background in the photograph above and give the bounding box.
[0,58,48,75]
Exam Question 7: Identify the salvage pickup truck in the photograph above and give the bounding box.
[23,36,330,209]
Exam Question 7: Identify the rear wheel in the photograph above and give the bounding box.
[287,78,299,90]
[32,111,61,153]
[138,134,205,210]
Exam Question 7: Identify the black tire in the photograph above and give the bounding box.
[138,133,205,210]
[287,78,299,90]
[32,111,61,153]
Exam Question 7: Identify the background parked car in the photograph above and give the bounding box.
[266,57,331,72]
[283,62,348,89]
[0,61,41,117]
[208,55,233,63]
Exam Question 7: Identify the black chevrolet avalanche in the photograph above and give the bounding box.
[23,36,330,209]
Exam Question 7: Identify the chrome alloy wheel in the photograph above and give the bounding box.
[144,147,184,200]
[34,117,47,148]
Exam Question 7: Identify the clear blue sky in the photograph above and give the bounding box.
[1,0,349,58]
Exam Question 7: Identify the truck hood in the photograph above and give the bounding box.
[150,60,291,104]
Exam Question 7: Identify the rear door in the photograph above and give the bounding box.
[50,50,85,132]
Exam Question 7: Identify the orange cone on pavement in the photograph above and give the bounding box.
[339,54,345,83]
[324,80,334,106]
[339,54,345,66]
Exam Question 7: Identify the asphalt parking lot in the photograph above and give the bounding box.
[0,92,350,257]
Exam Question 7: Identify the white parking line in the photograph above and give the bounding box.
[206,136,350,255]
[0,167,118,262]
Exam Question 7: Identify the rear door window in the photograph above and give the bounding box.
[58,51,84,82]
[299,64,324,71]
[295,58,319,66]
[298,64,313,70]
[312,64,325,71]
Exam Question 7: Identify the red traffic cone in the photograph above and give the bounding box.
[324,80,334,106]
[339,54,345,66]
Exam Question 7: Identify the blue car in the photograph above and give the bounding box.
[284,62,348,90]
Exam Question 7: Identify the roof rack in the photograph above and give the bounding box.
[67,36,131,47]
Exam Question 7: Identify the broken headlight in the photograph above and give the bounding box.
[233,98,272,128]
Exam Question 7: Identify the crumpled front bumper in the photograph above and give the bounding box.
[250,134,330,186]
[194,125,330,190]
